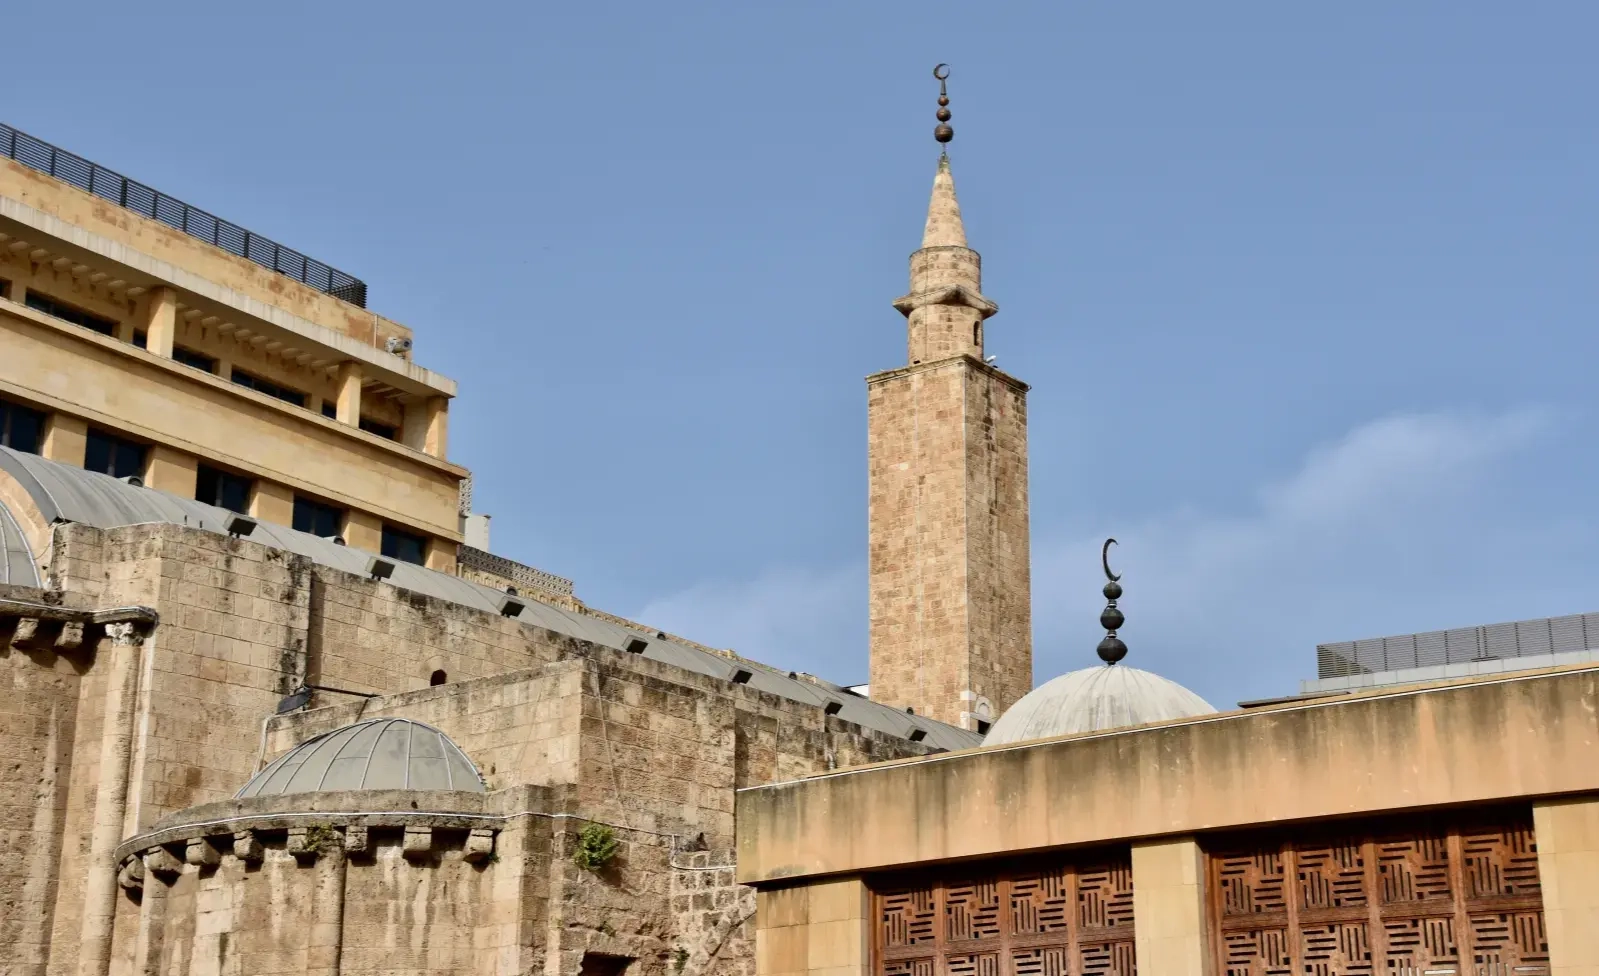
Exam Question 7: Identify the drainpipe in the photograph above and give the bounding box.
[77,621,148,976]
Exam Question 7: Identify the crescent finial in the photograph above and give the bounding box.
[1102,538,1121,583]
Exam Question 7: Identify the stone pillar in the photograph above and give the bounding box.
[1131,837,1210,976]
[424,538,457,574]
[755,878,869,976]
[77,622,147,976]
[140,288,177,359]
[335,362,362,425]
[41,412,88,466]
[306,845,347,976]
[402,396,449,457]
[342,510,382,553]
[3,277,25,302]
[142,445,197,498]
[249,480,295,528]
[1536,795,1599,975]
[132,860,170,976]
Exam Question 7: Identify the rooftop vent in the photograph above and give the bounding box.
[624,638,649,654]
[731,668,753,684]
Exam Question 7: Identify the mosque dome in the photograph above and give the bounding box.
[237,717,484,798]
[983,665,1216,745]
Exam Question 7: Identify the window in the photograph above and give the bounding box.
[232,369,307,408]
[132,330,147,348]
[172,346,216,373]
[292,496,345,538]
[321,402,338,419]
[359,417,397,440]
[26,291,117,336]
[196,464,253,515]
[577,954,633,976]
[381,524,427,565]
[0,397,45,454]
[429,669,447,686]
[84,428,147,479]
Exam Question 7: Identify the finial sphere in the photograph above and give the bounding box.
[1097,635,1128,664]
[934,124,954,143]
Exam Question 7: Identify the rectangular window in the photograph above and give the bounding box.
[321,402,338,419]
[25,291,117,336]
[359,417,398,440]
[195,464,253,515]
[172,346,216,373]
[0,397,46,454]
[84,428,147,479]
[292,495,345,538]
[232,369,307,408]
[381,524,427,565]
[132,329,148,349]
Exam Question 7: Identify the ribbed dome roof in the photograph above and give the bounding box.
[237,718,484,798]
[983,665,1216,745]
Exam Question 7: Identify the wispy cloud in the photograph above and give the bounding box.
[636,406,1587,709]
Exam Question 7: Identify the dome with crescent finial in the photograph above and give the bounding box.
[983,539,1217,745]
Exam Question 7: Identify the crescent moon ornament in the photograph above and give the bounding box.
[933,63,950,81]
[1102,538,1121,583]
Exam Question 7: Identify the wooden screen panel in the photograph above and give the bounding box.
[874,852,1136,976]
[1208,808,1549,976]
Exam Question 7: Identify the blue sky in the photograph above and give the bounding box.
[9,2,1597,707]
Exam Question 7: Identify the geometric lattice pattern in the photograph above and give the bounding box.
[875,854,1135,976]
[1209,807,1548,976]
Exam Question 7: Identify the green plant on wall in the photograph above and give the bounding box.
[673,947,689,973]
[303,824,339,854]
[573,823,620,871]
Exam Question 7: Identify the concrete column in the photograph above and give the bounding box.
[139,288,177,357]
[77,622,147,976]
[132,862,170,976]
[402,396,449,457]
[41,412,88,466]
[249,480,295,528]
[306,845,347,976]
[1131,836,1210,976]
[335,362,362,425]
[2,278,25,302]
[424,538,457,574]
[343,510,382,553]
[1536,795,1599,975]
[755,877,868,976]
[143,445,197,498]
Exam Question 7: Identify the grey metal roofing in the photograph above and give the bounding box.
[983,664,1217,746]
[0,491,41,587]
[0,446,979,751]
[1316,610,1599,680]
[237,718,484,797]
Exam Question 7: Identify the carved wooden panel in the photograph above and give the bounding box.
[875,852,1135,976]
[1209,809,1548,976]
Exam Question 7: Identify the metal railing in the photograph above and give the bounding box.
[1317,609,1599,678]
[1,123,368,308]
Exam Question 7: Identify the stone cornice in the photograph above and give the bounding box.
[891,283,999,320]
[866,354,1030,394]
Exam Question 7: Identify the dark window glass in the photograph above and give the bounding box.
[0,277,10,296]
[172,346,216,373]
[0,397,46,454]
[232,369,307,408]
[196,464,253,515]
[381,524,427,565]
[84,428,147,479]
[25,292,117,336]
[292,496,344,538]
[321,402,338,419]
[132,330,148,349]
[359,418,397,440]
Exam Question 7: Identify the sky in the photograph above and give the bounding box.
[8,2,1597,708]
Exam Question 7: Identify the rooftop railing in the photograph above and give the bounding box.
[1317,609,1599,678]
[1,123,368,308]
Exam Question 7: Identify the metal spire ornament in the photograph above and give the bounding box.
[932,64,954,146]
[1097,538,1128,664]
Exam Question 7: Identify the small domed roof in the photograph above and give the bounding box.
[983,665,1216,745]
[237,718,484,798]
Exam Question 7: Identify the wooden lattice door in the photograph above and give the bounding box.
[1209,808,1548,976]
[874,854,1136,976]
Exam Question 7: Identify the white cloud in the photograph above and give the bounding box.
[635,406,1588,710]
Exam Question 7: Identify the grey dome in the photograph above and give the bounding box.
[237,718,484,798]
[983,665,1216,745]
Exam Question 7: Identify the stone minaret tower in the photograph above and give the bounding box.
[867,75,1033,730]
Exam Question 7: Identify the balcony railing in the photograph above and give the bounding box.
[2,123,368,308]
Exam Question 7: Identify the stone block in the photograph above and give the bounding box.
[344,824,368,853]
[186,836,222,866]
[232,831,263,862]
[403,825,433,857]
[464,828,496,862]
[145,846,184,879]
[117,857,145,891]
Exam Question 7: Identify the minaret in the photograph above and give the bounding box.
[866,67,1033,731]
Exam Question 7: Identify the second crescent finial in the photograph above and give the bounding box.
[932,64,953,145]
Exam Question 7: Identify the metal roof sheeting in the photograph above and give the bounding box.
[0,447,978,751]
[237,718,484,797]
[0,492,40,587]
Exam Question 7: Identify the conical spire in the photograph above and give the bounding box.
[922,155,967,248]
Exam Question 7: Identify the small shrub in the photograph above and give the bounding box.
[303,824,339,854]
[573,823,620,872]
[672,947,690,973]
